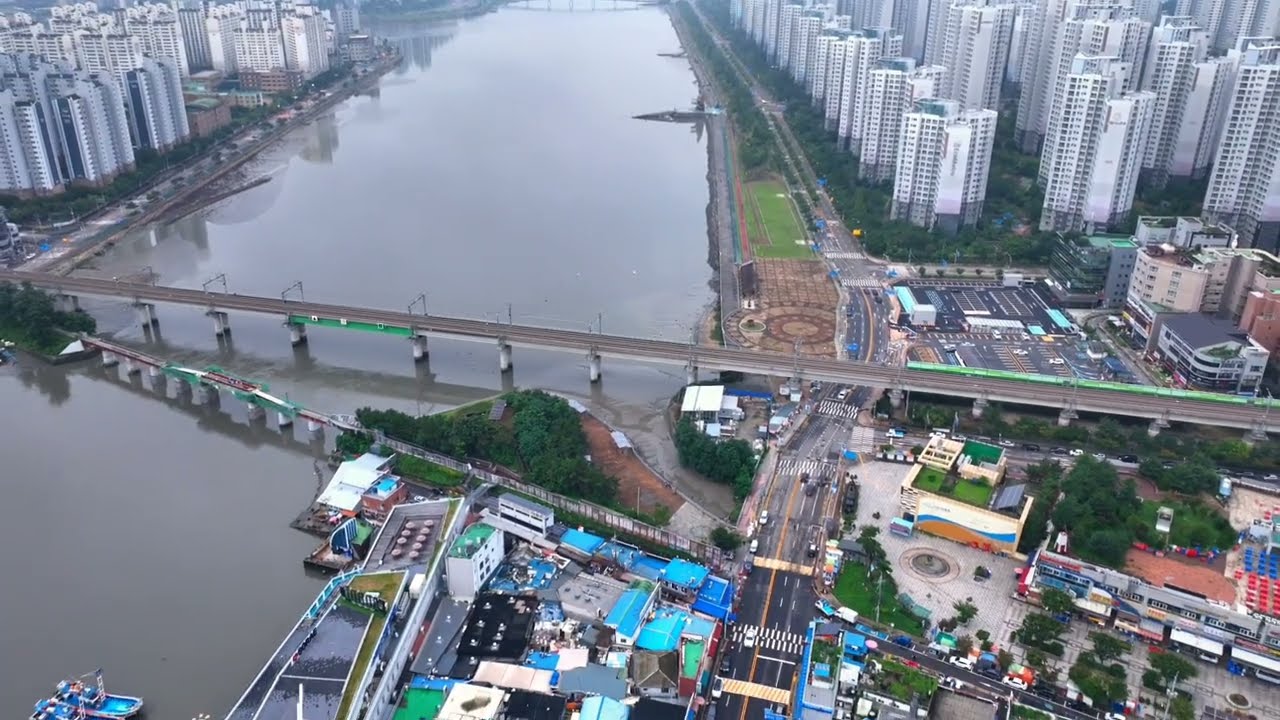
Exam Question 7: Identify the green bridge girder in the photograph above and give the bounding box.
[160,363,300,416]
[287,313,414,337]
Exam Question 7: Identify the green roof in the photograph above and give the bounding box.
[392,688,445,720]
[1088,233,1137,249]
[449,523,498,558]
[185,98,222,110]
[962,440,1003,465]
[354,521,374,545]
[681,639,705,679]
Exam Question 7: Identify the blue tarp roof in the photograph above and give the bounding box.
[631,555,669,581]
[408,676,459,691]
[662,558,710,590]
[580,696,630,720]
[691,576,733,621]
[524,651,561,670]
[843,631,867,656]
[636,608,687,652]
[605,588,652,639]
[1046,308,1074,330]
[561,528,606,556]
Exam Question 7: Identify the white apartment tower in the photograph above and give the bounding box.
[122,56,189,152]
[283,8,329,78]
[892,98,998,232]
[72,30,145,76]
[836,27,904,152]
[936,0,1017,110]
[823,36,852,129]
[777,3,802,69]
[1139,17,1233,186]
[0,89,59,194]
[892,0,933,59]
[178,7,210,71]
[811,30,848,100]
[860,58,946,181]
[1039,55,1156,232]
[120,5,189,78]
[1177,0,1280,52]
[1014,0,1149,152]
[791,12,824,84]
[206,5,243,74]
[763,0,782,58]
[1203,42,1280,252]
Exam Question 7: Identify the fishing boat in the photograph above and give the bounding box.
[35,671,143,719]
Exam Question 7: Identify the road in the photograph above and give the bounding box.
[6,269,1276,431]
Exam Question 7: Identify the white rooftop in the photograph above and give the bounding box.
[316,454,391,512]
[681,385,725,414]
[438,683,506,720]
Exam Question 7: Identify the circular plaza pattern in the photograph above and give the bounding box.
[729,306,837,355]
[900,547,962,584]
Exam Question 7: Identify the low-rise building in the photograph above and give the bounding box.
[1135,216,1236,249]
[240,68,303,94]
[184,96,230,137]
[1240,290,1280,355]
[445,522,504,601]
[1046,232,1139,308]
[360,476,407,520]
[899,437,1028,554]
[1153,313,1269,392]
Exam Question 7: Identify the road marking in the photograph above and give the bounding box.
[720,678,793,704]
[756,655,797,666]
[751,555,815,576]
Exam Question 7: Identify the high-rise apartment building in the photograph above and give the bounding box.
[860,58,946,181]
[836,27,903,152]
[122,56,189,151]
[935,0,1017,110]
[283,7,328,78]
[178,7,211,71]
[1014,0,1149,152]
[1177,0,1280,52]
[1039,55,1155,232]
[1203,42,1280,252]
[206,5,243,74]
[777,3,802,69]
[119,4,189,78]
[892,98,998,232]
[811,30,848,101]
[333,2,360,40]
[1140,16,1234,187]
[790,12,824,84]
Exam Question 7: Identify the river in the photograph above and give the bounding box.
[1,4,724,717]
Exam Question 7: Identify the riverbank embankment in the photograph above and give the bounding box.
[45,53,401,276]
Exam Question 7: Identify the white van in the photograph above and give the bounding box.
[749,539,759,554]
[759,510,770,526]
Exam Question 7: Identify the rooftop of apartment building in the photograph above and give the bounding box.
[450,522,499,560]
[1162,312,1263,352]
[1087,233,1138,249]
[1189,247,1280,275]
[1140,243,1205,267]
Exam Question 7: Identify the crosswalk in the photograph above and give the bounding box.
[751,555,815,576]
[729,624,807,655]
[775,458,833,477]
[847,426,876,452]
[720,678,793,704]
[824,251,865,260]
[840,276,882,288]
[817,400,859,419]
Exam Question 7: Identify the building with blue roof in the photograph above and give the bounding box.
[661,558,710,596]
[559,528,606,556]
[579,696,630,720]
[636,607,688,653]
[605,580,658,646]
[691,576,734,621]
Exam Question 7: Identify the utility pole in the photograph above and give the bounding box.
[507,302,513,325]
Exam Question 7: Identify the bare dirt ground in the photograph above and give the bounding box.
[724,258,839,357]
[581,413,686,517]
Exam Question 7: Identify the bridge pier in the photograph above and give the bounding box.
[134,302,158,327]
[971,398,988,419]
[411,336,428,362]
[246,402,265,421]
[498,341,513,373]
[288,322,307,347]
[124,358,141,376]
[1245,424,1269,446]
[588,351,602,384]
[54,294,80,313]
[210,311,231,337]
[278,412,294,429]
[1057,409,1077,427]
[307,419,324,434]
[888,388,903,409]
[101,351,119,368]
[194,385,214,405]
[686,364,697,386]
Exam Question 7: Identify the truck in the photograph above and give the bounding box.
[836,607,859,625]
[409,573,427,599]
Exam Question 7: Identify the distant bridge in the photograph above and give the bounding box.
[506,0,648,11]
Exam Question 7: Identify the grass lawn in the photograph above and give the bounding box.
[833,563,925,635]
[913,467,946,493]
[335,572,405,720]
[746,179,810,255]
[1138,500,1236,550]
[912,466,993,507]
[952,479,994,507]
[395,454,465,488]
[0,322,71,356]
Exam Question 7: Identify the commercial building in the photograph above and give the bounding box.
[858,57,944,182]
[891,98,997,234]
[1045,232,1139,308]
[1202,41,1280,252]
[184,97,230,138]
[1134,215,1235,249]
[1038,55,1155,233]
[933,0,1017,111]
[445,522,505,601]
[1240,290,1280,355]
[835,27,903,153]
[1014,0,1150,153]
[1153,312,1269,391]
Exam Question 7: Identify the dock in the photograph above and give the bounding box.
[633,108,722,123]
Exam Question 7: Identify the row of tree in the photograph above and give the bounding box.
[0,282,96,352]
[672,416,757,499]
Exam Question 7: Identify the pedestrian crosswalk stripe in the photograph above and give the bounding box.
[841,276,881,288]
[818,400,859,418]
[751,555,815,576]
[729,624,807,656]
[824,252,865,260]
[720,678,793,704]
[776,459,832,477]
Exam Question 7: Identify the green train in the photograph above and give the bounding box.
[905,361,1280,408]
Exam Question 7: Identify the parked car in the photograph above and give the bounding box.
[1092,453,1107,461]
[948,655,975,671]
[712,677,724,699]
[720,657,732,674]
[998,439,1015,447]
[1118,454,1139,463]
[1051,447,1068,456]
[1023,443,1041,452]
[1002,676,1029,690]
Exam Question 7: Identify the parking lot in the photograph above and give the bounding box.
[907,337,1105,380]
[897,282,1075,336]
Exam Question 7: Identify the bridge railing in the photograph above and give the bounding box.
[372,433,723,565]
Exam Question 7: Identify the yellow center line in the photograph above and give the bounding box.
[738,477,804,720]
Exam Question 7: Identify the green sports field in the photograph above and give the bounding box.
[744,179,812,259]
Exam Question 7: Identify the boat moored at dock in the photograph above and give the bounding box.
[31,671,144,720]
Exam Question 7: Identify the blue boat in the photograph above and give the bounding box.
[31,671,143,720]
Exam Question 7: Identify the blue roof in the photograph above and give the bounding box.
[683,614,716,640]
[631,555,669,581]
[598,541,640,568]
[561,528,606,556]
[662,558,710,590]
[579,696,629,720]
[367,477,399,498]
[636,607,687,652]
[895,286,916,314]
[691,576,733,621]
[605,588,653,639]
[1046,308,1074,330]
[408,676,459,691]
[843,631,867,656]
[524,651,561,670]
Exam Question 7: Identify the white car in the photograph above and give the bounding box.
[1069,448,1085,457]
[1048,358,1065,365]
[759,511,770,526]
[998,440,1016,447]
[1001,676,1029,690]
[947,655,975,671]
[1093,453,1107,461]
[712,677,724,699]
[743,627,758,648]
[837,389,850,401]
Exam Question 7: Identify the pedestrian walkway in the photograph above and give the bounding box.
[847,426,876,452]
[729,624,807,655]
[751,555,815,576]
[825,252,865,260]
[720,678,793,704]
[841,276,882,288]
[775,458,836,477]
[817,400,859,419]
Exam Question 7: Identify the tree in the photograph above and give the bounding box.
[1018,612,1066,647]
[1069,653,1128,709]
[935,268,946,277]
[1148,651,1197,685]
[953,600,978,625]
[974,268,985,276]
[1089,632,1131,663]
[956,635,974,656]
[710,526,743,551]
[1039,587,1075,617]
[1169,696,1194,720]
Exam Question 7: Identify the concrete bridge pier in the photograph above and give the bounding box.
[411,336,428,362]
[288,322,307,346]
[307,419,324,434]
[498,341,513,373]
[123,358,141,375]
[148,366,165,391]
[1246,424,1269,446]
[1057,408,1077,427]
[101,351,119,368]
[54,294,80,313]
[972,398,988,419]
[277,412,294,429]
[246,403,266,422]
[588,351,602,383]
[210,311,231,337]
[194,385,214,405]
[134,302,158,327]
[686,364,697,385]
[888,388,904,409]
